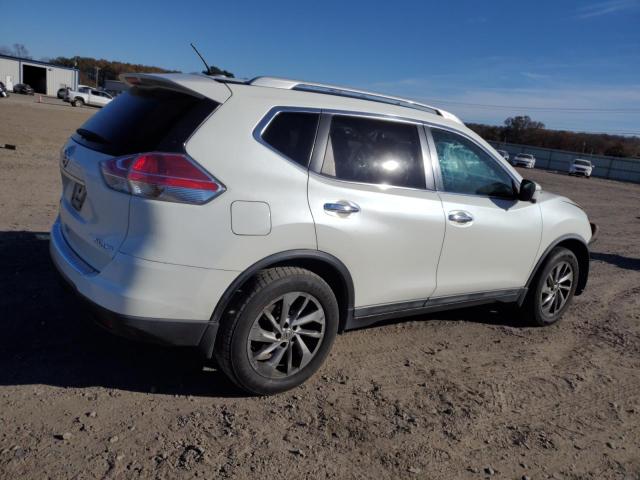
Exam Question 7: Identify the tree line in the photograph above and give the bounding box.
[3,44,636,158]
[47,56,181,86]
[47,56,234,86]
[469,116,640,159]
[0,43,233,87]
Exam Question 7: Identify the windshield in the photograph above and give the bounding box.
[575,159,591,166]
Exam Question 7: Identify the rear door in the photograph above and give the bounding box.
[427,127,542,297]
[307,113,445,309]
[89,90,104,107]
[58,83,221,270]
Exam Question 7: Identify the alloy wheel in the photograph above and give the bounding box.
[540,261,574,316]
[247,292,325,379]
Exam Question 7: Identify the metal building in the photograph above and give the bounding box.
[0,54,79,96]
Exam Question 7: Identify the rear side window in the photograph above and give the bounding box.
[73,87,219,156]
[321,115,425,189]
[262,112,320,167]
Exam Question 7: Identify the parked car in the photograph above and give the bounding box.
[512,153,536,168]
[67,88,113,107]
[496,149,509,161]
[0,81,8,98]
[13,83,34,95]
[569,158,593,178]
[64,86,91,102]
[50,73,597,395]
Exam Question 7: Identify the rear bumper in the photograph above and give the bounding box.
[56,268,209,346]
[49,218,237,347]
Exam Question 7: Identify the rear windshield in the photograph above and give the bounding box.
[72,87,219,156]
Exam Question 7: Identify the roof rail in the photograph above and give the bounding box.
[249,76,463,124]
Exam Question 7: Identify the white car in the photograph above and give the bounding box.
[512,153,536,168]
[569,158,593,178]
[67,87,113,108]
[496,149,509,162]
[50,73,597,394]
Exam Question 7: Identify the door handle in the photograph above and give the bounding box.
[324,201,360,214]
[448,210,474,224]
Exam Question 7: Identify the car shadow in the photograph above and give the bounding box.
[590,252,640,271]
[1,230,530,397]
[0,231,242,398]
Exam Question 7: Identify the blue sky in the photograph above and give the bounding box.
[1,0,639,134]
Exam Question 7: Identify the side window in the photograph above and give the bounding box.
[262,111,320,167]
[321,115,425,189]
[431,128,515,197]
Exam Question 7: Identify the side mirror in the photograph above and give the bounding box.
[518,179,538,202]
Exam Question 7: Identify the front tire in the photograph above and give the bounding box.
[215,267,339,395]
[521,247,579,326]
[72,98,84,107]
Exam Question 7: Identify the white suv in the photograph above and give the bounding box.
[512,153,536,168]
[569,158,594,178]
[50,74,598,395]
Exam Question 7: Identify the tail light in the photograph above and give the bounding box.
[100,152,225,205]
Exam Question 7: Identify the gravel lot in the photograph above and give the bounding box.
[1,94,639,479]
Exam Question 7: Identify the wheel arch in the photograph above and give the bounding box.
[524,235,590,299]
[198,249,355,359]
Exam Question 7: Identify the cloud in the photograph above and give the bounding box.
[576,0,639,19]
[420,86,640,134]
[521,72,551,80]
[363,76,640,134]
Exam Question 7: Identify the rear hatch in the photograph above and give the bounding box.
[58,76,226,270]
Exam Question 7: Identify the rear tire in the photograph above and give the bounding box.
[520,247,579,326]
[215,267,339,395]
[72,98,84,107]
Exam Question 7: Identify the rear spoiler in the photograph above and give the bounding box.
[119,73,232,103]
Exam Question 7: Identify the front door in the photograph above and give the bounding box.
[427,127,542,297]
[307,114,446,309]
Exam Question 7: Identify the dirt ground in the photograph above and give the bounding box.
[1,93,639,480]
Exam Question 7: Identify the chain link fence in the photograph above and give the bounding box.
[488,141,640,183]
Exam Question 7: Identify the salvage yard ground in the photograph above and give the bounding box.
[1,93,639,479]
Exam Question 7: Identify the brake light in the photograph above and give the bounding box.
[100,152,224,205]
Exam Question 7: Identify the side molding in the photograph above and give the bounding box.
[348,288,523,330]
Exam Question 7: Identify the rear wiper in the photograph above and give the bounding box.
[76,128,109,144]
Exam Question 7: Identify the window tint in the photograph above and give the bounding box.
[321,115,425,189]
[431,128,515,198]
[262,112,320,167]
[72,87,219,156]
